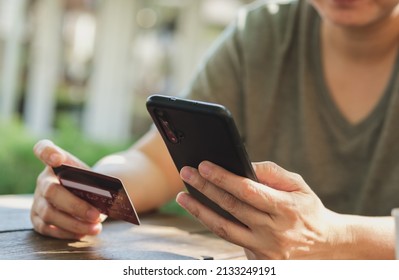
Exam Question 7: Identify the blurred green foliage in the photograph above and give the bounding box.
[0,118,41,194]
[0,116,131,195]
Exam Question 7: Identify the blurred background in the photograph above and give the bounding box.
[0,0,255,196]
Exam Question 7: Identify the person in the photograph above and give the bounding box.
[31,0,399,259]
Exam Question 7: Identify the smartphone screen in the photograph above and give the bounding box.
[146,94,257,226]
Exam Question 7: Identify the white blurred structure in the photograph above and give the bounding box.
[23,0,63,135]
[83,0,136,142]
[0,0,28,120]
[0,0,251,143]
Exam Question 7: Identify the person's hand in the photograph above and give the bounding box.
[31,139,103,240]
[176,161,347,259]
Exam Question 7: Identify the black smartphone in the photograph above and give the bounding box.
[146,94,257,226]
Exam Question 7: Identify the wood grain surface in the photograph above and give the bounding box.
[0,195,245,260]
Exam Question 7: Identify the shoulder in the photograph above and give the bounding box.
[238,0,299,24]
[237,0,300,34]
[235,0,315,51]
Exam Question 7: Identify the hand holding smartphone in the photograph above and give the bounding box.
[146,94,257,225]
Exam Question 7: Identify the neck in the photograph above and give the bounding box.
[321,11,399,63]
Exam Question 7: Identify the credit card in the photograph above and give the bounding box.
[52,164,140,225]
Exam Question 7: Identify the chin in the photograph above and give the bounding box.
[324,11,378,27]
[310,0,398,28]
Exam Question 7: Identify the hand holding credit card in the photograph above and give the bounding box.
[52,164,140,225]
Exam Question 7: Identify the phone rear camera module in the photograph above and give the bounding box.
[156,112,180,144]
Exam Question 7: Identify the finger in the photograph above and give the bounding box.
[33,139,88,168]
[33,196,102,236]
[176,192,254,248]
[31,190,83,240]
[195,161,287,214]
[30,214,84,240]
[252,161,310,192]
[37,173,101,223]
[180,166,272,225]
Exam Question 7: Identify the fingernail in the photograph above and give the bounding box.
[86,209,100,222]
[180,167,193,181]
[89,223,102,234]
[176,192,188,208]
[199,161,212,177]
[33,142,44,154]
[50,154,61,166]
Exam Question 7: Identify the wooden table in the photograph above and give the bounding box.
[0,195,245,260]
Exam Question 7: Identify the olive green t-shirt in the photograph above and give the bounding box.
[182,0,399,216]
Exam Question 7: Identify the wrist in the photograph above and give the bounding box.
[326,212,395,259]
[322,210,353,259]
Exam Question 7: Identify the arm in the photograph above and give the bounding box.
[336,215,395,259]
[92,128,184,213]
[176,160,395,259]
[31,128,183,239]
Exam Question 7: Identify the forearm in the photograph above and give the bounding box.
[332,213,396,259]
[92,129,184,213]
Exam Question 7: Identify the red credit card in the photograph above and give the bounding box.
[52,164,140,225]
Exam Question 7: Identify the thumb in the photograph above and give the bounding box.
[33,139,88,169]
[252,161,310,193]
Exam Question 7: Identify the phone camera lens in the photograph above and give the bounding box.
[166,129,179,144]
[169,134,178,143]
[155,109,164,117]
[161,119,169,126]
